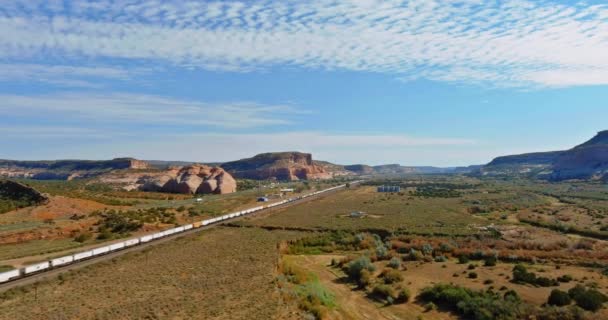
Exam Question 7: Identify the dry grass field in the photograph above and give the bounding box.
[0,179,319,266]
[2,177,608,319]
[245,186,486,236]
[0,227,306,320]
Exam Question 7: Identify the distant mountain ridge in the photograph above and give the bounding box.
[480,130,608,181]
[0,158,150,180]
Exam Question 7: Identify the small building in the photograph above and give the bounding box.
[280,188,295,193]
[195,198,203,202]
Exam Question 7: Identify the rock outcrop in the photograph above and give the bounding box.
[0,180,48,208]
[479,130,608,181]
[221,152,332,181]
[137,165,237,195]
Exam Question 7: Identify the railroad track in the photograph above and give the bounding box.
[0,182,360,292]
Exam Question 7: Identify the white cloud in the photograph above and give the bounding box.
[0,63,148,87]
[0,93,305,128]
[0,0,606,87]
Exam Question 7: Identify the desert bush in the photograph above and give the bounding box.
[344,256,375,282]
[408,249,424,261]
[435,255,447,263]
[396,288,411,303]
[387,257,401,269]
[468,272,478,279]
[535,305,586,320]
[439,243,454,253]
[424,302,438,312]
[557,275,573,283]
[372,284,397,302]
[359,269,372,288]
[512,264,558,287]
[458,255,470,264]
[547,289,571,306]
[418,283,527,320]
[375,245,390,260]
[484,256,497,267]
[74,232,92,243]
[568,284,608,312]
[421,243,434,255]
[380,269,403,284]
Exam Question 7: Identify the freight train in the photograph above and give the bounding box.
[0,184,351,284]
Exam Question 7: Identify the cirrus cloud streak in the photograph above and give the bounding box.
[0,0,606,87]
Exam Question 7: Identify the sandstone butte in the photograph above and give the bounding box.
[220,152,333,181]
[138,164,237,195]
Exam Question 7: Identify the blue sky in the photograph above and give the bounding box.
[1,0,607,166]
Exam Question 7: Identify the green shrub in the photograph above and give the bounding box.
[424,302,437,312]
[387,257,401,269]
[359,269,372,288]
[547,289,571,307]
[468,272,478,279]
[372,284,397,302]
[435,255,447,263]
[375,245,390,260]
[421,244,434,255]
[418,283,526,320]
[345,256,375,281]
[74,232,92,243]
[458,255,470,264]
[503,290,520,302]
[397,288,411,303]
[557,275,573,283]
[568,285,608,312]
[512,264,558,287]
[484,256,497,267]
[408,249,424,261]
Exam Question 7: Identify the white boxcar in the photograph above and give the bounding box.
[51,255,74,267]
[109,242,126,251]
[0,269,21,283]
[152,232,164,239]
[92,246,111,256]
[202,219,211,226]
[184,224,193,230]
[73,250,94,261]
[140,235,153,243]
[125,238,140,246]
[24,262,50,274]
[176,226,185,232]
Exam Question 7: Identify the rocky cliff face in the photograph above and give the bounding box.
[100,164,237,195]
[550,131,608,181]
[139,165,237,195]
[480,130,608,181]
[221,152,332,181]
